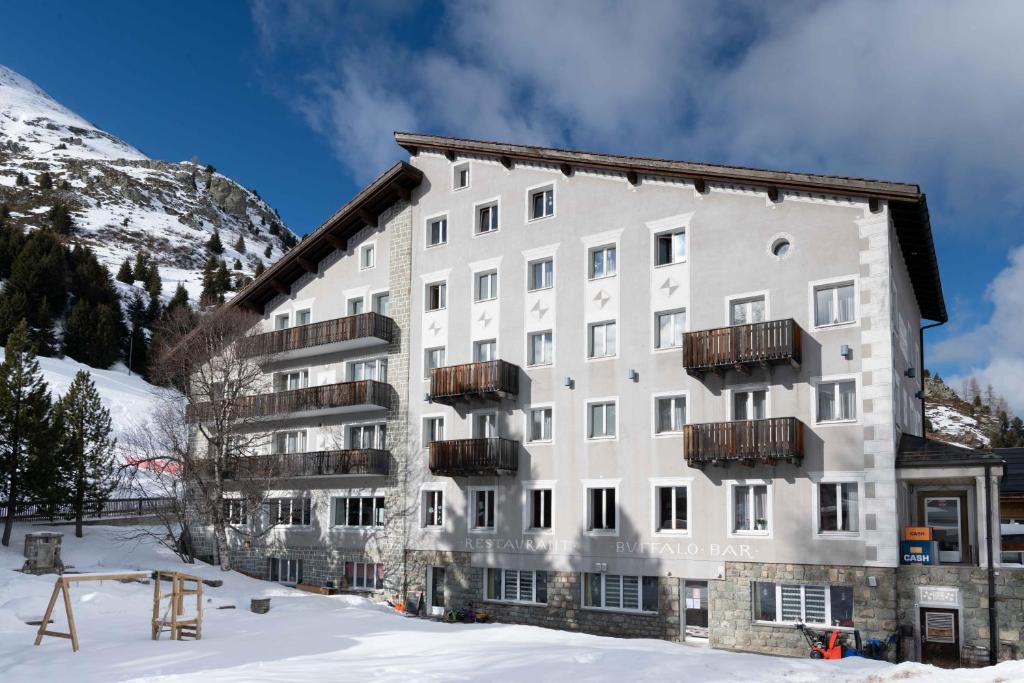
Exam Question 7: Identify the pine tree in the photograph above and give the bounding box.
[47,203,75,235]
[32,297,57,357]
[62,300,95,364]
[133,251,151,285]
[116,257,134,284]
[15,172,28,187]
[216,259,231,293]
[232,258,242,270]
[4,230,68,333]
[91,304,121,368]
[0,321,53,546]
[53,371,117,538]
[234,233,246,254]
[200,256,221,306]
[145,262,162,297]
[146,288,162,325]
[0,289,29,345]
[264,245,272,258]
[207,230,224,255]
[254,261,265,277]
[37,171,53,190]
[166,283,190,314]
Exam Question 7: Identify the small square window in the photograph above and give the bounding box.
[818,482,859,533]
[529,407,553,442]
[424,347,446,379]
[655,230,686,265]
[294,309,311,326]
[477,203,499,234]
[373,292,390,316]
[474,339,497,362]
[527,330,553,366]
[529,187,554,220]
[348,298,365,315]
[528,489,553,530]
[730,296,766,326]
[655,309,686,349]
[428,216,448,246]
[588,401,616,439]
[274,313,290,330]
[471,489,495,530]
[733,484,769,533]
[814,282,856,327]
[426,282,447,311]
[817,380,857,422]
[655,396,686,434]
[360,244,375,269]
[589,244,617,278]
[476,271,498,301]
[423,489,444,527]
[656,485,688,531]
[588,321,617,358]
[454,163,470,190]
[527,258,553,291]
[587,487,616,531]
[424,416,445,445]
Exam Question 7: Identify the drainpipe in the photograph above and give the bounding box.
[984,463,997,665]
[918,320,945,436]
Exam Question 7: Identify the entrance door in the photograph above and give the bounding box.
[920,608,960,668]
[683,580,709,641]
[427,566,446,616]
[925,497,963,563]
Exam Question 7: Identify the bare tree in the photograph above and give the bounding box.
[148,306,279,571]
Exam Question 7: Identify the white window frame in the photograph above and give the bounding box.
[653,228,687,267]
[587,320,617,360]
[525,181,555,222]
[273,429,308,454]
[653,308,687,351]
[727,384,771,421]
[727,480,772,538]
[810,374,860,426]
[526,404,554,443]
[470,409,499,439]
[294,308,311,326]
[420,484,445,530]
[582,479,620,536]
[372,291,390,316]
[650,477,693,536]
[424,346,446,380]
[810,473,864,538]
[588,243,617,280]
[473,338,498,363]
[652,392,688,437]
[475,270,498,302]
[753,582,855,629]
[585,398,618,441]
[332,494,386,528]
[274,312,290,330]
[346,421,387,450]
[484,568,548,605]
[267,497,312,527]
[269,557,302,585]
[359,242,376,270]
[725,290,770,327]
[347,297,365,316]
[453,162,470,191]
[808,275,859,329]
[473,197,501,236]
[426,213,449,248]
[526,329,554,367]
[274,369,309,392]
[223,497,247,526]
[347,356,387,382]
[468,486,497,534]
[425,281,447,311]
[422,415,445,447]
[581,572,659,614]
[347,561,384,591]
[527,257,554,292]
[521,480,555,534]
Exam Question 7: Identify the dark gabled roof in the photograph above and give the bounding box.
[230,161,423,312]
[394,131,947,323]
[898,433,1003,469]
[995,448,1024,496]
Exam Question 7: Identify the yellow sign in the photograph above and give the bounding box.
[903,527,932,541]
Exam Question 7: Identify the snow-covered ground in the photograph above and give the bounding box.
[0,525,1020,683]
[927,405,991,447]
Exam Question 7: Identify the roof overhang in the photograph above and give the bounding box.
[395,131,947,323]
[230,161,423,313]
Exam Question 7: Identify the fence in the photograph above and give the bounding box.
[0,497,174,522]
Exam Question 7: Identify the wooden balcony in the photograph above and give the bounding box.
[251,313,394,360]
[218,449,391,479]
[682,319,801,377]
[187,380,391,423]
[429,438,520,476]
[429,360,520,405]
[683,417,804,468]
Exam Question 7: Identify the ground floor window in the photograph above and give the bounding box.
[485,568,547,604]
[582,573,658,613]
[268,497,312,526]
[333,496,385,527]
[345,561,384,590]
[753,582,854,627]
[269,557,302,584]
[223,498,247,525]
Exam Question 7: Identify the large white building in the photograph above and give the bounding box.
[197,134,1019,666]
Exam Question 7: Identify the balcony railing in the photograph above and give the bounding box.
[187,380,391,423]
[683,319,801,376]
[429,438,520,476]
[251,312,394,358]
[429,360,520,405]
[216,449,391,479]
[683,417,803,468]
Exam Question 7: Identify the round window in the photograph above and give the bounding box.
[771,238,791,258]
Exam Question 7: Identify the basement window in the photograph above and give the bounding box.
[753,582,854,628]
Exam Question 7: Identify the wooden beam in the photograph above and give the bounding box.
[358,209,377,227]
[733,363,750,377]
[626,170,639,186]
[869,197,882,213]
[270,279,290,296]
[500,156,513,170]
[444,150,456,161]
[767,187,780,202]
[395,184,412,201]
[559,163,573,177]
[297,257,317,274]
[326,232,347,251]
[694,178,707,194]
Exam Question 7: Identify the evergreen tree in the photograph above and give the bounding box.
[234,233,246,254]
[205,164,216,174]
[145,262,162,298]
[15,172,28,187]
[37,171,53,190]
[53,371,117,538]
[207,229,224,255]
[0,206,22,279]
[200,256,221,306]
[0,321,53,546]
[0,289,29,345]
[264,245,272,258]
[126,293,150,377]
[116,257,134,284]
[47,203,75,235]
[2,230,68,336]
[166,283,190,314]
[146,289,162,324]
[32,297,57,357]
[254,261,265,277]
[233,258,242,270]
[216,259,231,292]
[91,304,121,369]
[62,300,95,364]
[133,251,151,285]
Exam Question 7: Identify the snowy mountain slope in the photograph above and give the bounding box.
[0,64,297,300]
[925,375,994,448]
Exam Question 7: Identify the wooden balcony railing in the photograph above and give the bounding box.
[683,417,803,468]
[429,438,520,476]
[215,449,391,479]
[683,319,801,376]
[429,360,520,404]
[251,312,394,357]
[186,380,391,423]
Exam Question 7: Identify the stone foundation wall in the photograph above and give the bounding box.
[404,550,681,640]
[710,562,899,658]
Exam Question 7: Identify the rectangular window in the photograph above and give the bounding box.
[472,489,495,530]
[528,258,553,291]
[474,339,497,362]
[373,292,390,316]
[268,498,312,526]
[274,313,289,330]
[583,573,658,612]
[424,347,446,379]
[818,482,859,533]
[476,271,498,301]
[454,164,469,190]
[733,389,767,420]
[655,230,686,265]
[655,309,686,349]
[817,380,857,422]
[477,203,499,234]
[656,486,688,531]
[529,489,552,530]
[753,582,854,627]
[472,412,497,438]
[587,487,616,531]
[269,557,302,584]
[527,330,553,366]
[274,430,307,454]
[730,296,766,326]
[655,396,686,434]
[295,309,311,326]
[223,499,247,525]
[529,187,554,220]
[348,298,365,315]
[814,282,856,327]
[426,282,447,311]
[349,357,387,382]
[589,245,617,279]
[333,496,385,527]
[424,416,444,445]
[588,401,616,439]
[275,370,309,391]
[732,484,768,533]
[485,568,548,604]
[428,217,448,246]
[348,423,386,449]
[588,321,617,358]
[529,407,553,442]
[345,561,384,591]
[360,244,375,269]
[423,489,444,527]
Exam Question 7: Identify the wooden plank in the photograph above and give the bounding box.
[34,581,62,646]
[61,579,79,652]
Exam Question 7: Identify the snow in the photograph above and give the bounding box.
[0,526,1021,683]
[927,405,991,446]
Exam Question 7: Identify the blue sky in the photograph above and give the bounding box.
[2,1,1023,411]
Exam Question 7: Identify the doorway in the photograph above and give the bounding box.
[682,580,709,642]
[427,566,446,616]
[920,607,960,668]
[924,497,963,563]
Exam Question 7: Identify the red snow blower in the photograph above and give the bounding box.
[795,622,846,659]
